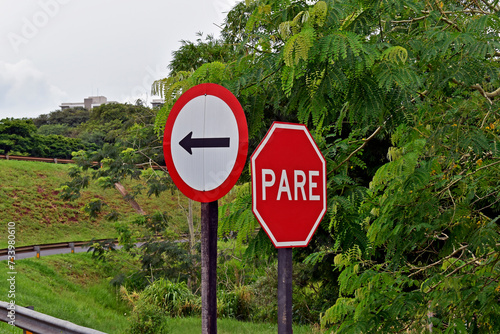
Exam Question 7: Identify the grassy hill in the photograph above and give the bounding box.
[0,159,199,248]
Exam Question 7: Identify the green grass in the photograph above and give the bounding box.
[167,317,317,333]
[0,253,131,333]
[0,159,200,248]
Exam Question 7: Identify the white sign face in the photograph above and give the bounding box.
[170,95,239,191]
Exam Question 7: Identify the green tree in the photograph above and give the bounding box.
[0,118,91,159]
[59,0,500,330]
[77,103,163,162]
[0,118,37,155]
[168,33,238,74]
[37,124,71,137]
[33,107,90,128]
[192,0,500,331]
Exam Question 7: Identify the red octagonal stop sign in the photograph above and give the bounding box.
[251,122,326,248]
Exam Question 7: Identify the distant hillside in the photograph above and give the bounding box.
[0,159,194,248]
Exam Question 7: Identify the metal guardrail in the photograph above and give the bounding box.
[0,154,167,170]
[0,239,116,258]
[0,155,74,164]
[0,235,191,258]
[0,301,106,334]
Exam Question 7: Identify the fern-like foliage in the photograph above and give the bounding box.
[152,62,231,137]
[148,0,500,330]
[283,26,316,66]
[218,183,260,247]
[189,61,227,86]
[152,70,194,137]
[316,31,364,62]
[328,188,369,255]
[380,46,408,64]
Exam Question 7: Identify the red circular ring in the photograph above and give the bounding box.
[163,83,248,202]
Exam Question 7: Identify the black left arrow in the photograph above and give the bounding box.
[179,131,230,155]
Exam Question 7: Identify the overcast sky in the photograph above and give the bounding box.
[0,0,240,119]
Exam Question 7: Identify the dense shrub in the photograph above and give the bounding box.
[141,279,200,317]
[129,301,169,334]
[217,285,253,321]
[37,124,71,136]
[33,107,90,127]
[126,279,199,333]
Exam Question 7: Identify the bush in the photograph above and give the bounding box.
[129,301,169,334]
[127,279,201,333]
[0,118,96,158]
[217,285,254,321]
[134,279,200,317]
[38,124,71,136]
[249,264,279,323]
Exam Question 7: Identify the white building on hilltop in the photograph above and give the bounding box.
[60,96,117,110]
[151,98,165,109]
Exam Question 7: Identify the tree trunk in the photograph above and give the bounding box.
[114,182,146,215]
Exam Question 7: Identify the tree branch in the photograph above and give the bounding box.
[427,250,498,293]
[241,64,282,91]
[452,79,500,105]
[439,159,500,196]
[408,244,468,277]
[329,125,383,175]
[481,109,492,128]
[390,15,429,24]
[471,84,500,98]
[480,0,500,12]
[477,196,500,213]
[135,149,168,173]
[471,190,499,206]
[434,0,462,31]
[114,182,146,215]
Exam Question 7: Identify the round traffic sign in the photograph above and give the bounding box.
[163,83,248,202]
[251,122,326,248]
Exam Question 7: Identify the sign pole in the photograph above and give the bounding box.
[201,200,218,334]
[163,84,248,334]
[278,248,293,334]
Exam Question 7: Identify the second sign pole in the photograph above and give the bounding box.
[278,248,293,334]
[201,201,218,334]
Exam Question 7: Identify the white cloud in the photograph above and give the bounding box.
[213,0,242,24]
[0,59,67,119]
[0,0,242,118]
[118,63,169,106]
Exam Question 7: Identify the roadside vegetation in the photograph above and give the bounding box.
[1,0,500,333]
[0,253,314,334]
[0,247,316,334]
